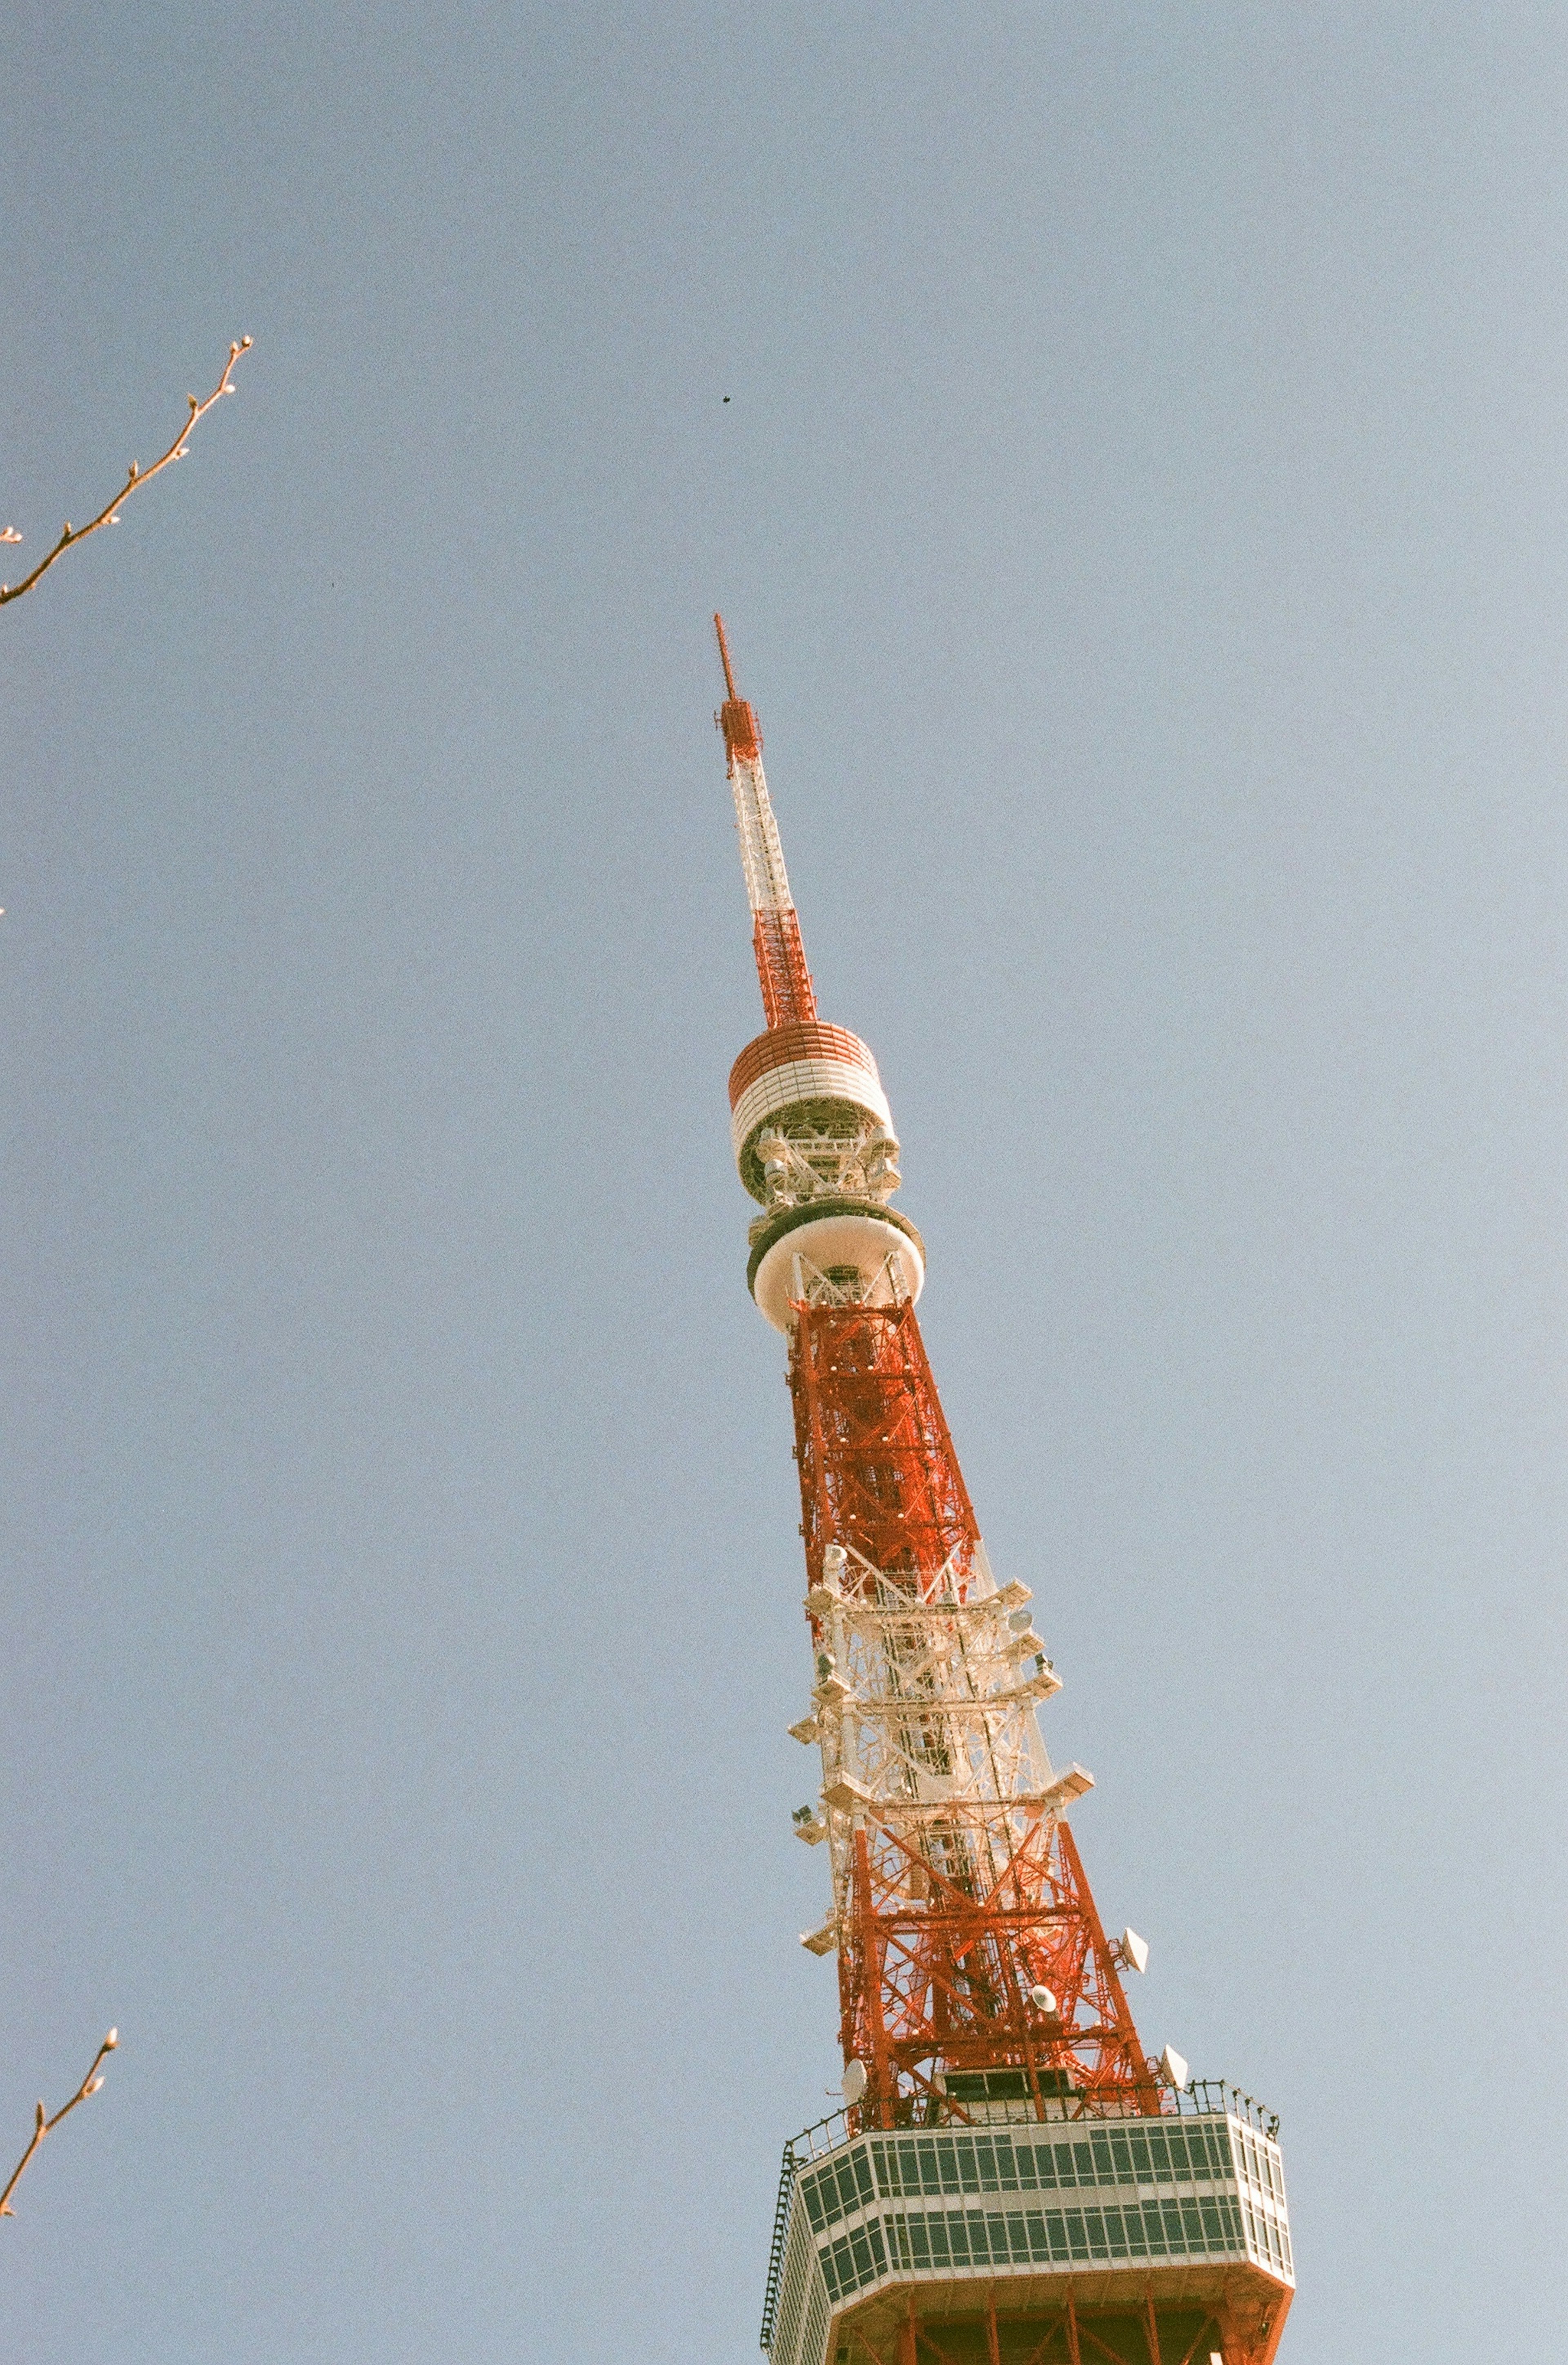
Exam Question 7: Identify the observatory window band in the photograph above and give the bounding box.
[1237,2126,1287,2205]
[799,2148,876,2234]
[797,2120,1254,2230]
[787,2116,1291,2313]
[797,2276,828,2365]
[775,2214,823,2365]
[768,2218,834,2365]
[1241,2198,1292,2276]
[813,2194,1255,2306]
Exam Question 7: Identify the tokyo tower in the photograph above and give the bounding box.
[712,619,1295,2365]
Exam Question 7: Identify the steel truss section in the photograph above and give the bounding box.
[788,1300,1161,2124]
[716,623,819,1031]
[752,904,817,1031]
[790,1299,980,1590]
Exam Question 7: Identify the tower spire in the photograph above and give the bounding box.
[713,625,1295,2365]
[714,613,817,1028]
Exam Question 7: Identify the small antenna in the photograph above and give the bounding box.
[709,612,815,1027]
[714,611,740,701]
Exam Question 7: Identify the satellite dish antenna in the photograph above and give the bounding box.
[1029,1984,1058,2013]
[842,2058,867,2105]
[1158,2044,1189,2090]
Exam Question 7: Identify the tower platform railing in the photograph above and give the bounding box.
[783,2080,1280,2167]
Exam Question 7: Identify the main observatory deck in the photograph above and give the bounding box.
[763,2095,1293,2365]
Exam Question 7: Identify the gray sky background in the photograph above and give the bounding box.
[3,7,1565,2360]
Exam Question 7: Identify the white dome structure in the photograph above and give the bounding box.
[728,1021,892,1202]
[748,1201,925,1334]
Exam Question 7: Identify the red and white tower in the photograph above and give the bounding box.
[714,620,1295,2365]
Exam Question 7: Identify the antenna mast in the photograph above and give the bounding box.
[715,614,817,1029]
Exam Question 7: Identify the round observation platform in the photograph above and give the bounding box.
[728,1021,893,1201]
[747,1200,925,1333]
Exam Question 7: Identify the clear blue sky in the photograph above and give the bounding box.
[3,7,1565,2360]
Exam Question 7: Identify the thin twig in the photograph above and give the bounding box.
[1,338,252,608]
[0,2030,118,2219]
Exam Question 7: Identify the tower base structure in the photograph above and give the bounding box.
[764,2104,1292,2365]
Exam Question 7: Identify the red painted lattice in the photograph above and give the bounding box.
[752,906,817,1030]
[789,1299,1161,2127]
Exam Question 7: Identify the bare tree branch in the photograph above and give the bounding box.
[0,2030,118,2220]
[1,338,252,609]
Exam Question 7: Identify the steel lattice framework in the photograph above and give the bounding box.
[790,1298,1158,2126]
[717,611,817,1030]
[712,618,1293,2365]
